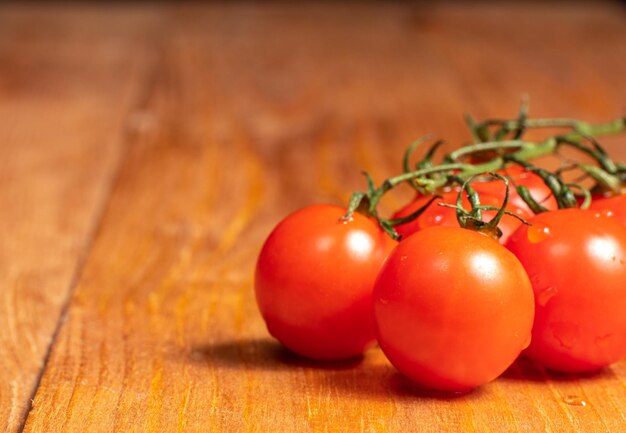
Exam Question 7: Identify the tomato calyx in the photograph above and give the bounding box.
[441,173,530,240]
[342,166,464,240]
[344,170,530,241]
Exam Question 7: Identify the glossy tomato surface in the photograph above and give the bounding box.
[506,209,626,372]
[255,204,397,360]
[374,226,534,391]
[589,194,626,226]
[392,190,531,243]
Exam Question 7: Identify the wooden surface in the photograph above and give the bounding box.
[1,2,626,432]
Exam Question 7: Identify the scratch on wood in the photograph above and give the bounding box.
[176,383,191,433]
[146,361,164,433]
[61,315,86,431]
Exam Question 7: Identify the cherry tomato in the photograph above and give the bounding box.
[472,166,558,213]
[374,226,534,391]
[589,194,626,226]
[255,204,397,360]
[505,209,626,372]
[392,190,531,243]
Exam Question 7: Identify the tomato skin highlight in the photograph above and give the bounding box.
[373,226,535,391]
[589,194,626,227]
[505,209,626,372]
[255,204,397,360]
[392,191,531,243]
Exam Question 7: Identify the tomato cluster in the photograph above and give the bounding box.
[254,112,626,392]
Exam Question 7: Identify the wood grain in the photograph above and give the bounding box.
[0,5,157,432]
[1,2,625,432]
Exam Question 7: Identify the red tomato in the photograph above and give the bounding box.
[472,166,558,213]
[506,209,626,372]
[374,227,535,391]
[255,204,397,360]
[392,190,531,243]
[589,194,626,226]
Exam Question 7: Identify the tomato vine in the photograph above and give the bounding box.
[344,103,626,240]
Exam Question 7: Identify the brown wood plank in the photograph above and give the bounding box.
[20,3,626,432]
[0,4,155,432]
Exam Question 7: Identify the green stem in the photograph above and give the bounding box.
[557,137,618,174]
[387,195,441,227]
[402,135,430,193]
[568,183,592,209]
[372,158,504,207]
[477,117,625,137]
[564,117,626,139]
[346,115,626,238]
[381,163,467,190]
[505,156,577,209]
[579,163,622,193]
[447,140,532,162]
[450,117,625,162]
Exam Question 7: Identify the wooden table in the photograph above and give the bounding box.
[1,2,626,432]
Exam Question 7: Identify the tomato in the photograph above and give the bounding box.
[392,190,531,243]
[255,204,397,360]
[589,194,626,226]
[472,166,558,213]
[373,226,534,391]
[505,209,626,372]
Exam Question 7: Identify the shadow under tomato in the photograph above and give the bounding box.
[187,337,364,371]
[313,365,485,402]
[388,372,484,400]
[187,337,482,400]
[500,356,611,383]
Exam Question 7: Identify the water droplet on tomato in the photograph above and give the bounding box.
[595,334,613,347]
[563,395,587,407]
[527,223,552,244]
[537,286,558,306]
[595,209,614,219]
[379,297,390,305]
[530,273,541,286]
[550,322,579,350]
